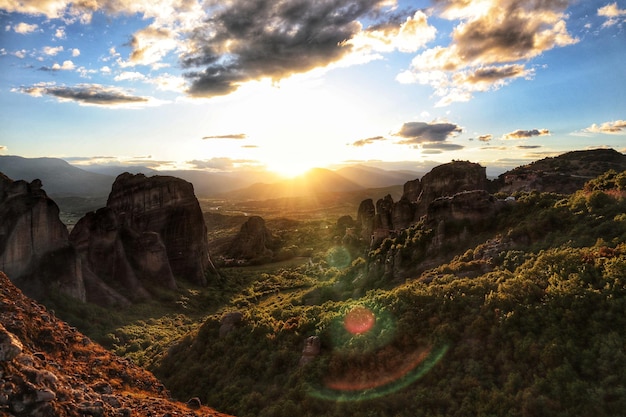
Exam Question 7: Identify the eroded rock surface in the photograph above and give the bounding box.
[0,271,234,417]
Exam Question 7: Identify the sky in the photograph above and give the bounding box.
[1,0,625,177]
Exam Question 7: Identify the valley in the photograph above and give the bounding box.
[2,149,626,417]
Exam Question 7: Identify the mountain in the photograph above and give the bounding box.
[0,271,234,417]
[495,148,626,194]
[335,164,422,188]
[224,167,364,200]
[0,155,113,198]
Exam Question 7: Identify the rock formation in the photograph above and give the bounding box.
[226,216,279,262]
[105,173,216,286]
[0,174,86,302]
[356,161,490,246]
[299,336,321,366]
[0,271,234,417]
[1,171,218,306]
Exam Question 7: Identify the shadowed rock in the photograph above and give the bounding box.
[0,174,86,301]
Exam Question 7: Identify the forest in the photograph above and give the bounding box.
[45,170,626,417]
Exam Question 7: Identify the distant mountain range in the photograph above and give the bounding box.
[2,149,625,205]
[0,155,422,201]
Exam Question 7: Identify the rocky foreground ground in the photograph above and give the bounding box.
[0,271,234,417]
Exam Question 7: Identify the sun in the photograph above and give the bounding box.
[268,158,314,178]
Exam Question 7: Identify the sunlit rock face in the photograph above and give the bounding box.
[0,174,86,301]
[106,173,216,286]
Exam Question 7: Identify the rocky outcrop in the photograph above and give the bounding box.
[0,271,234,417]
[2,171,218,307]
[0,174,86,302]
[299,336,321,366]
[356,161,490,246]
[69,173,218,303]
[226,216,279,262]
[106,173,216,286]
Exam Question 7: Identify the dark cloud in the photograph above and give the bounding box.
[393,121,462,145]
[462,65,528,84]
[516,145,542,149]
[13,83,150,106]
[350,135,386,147]
[202,133,247,140]
[477,134,493,142]
[448,0,573,64]
[502,128,550,140]
[422,142,464,152]
[181,0,392,97]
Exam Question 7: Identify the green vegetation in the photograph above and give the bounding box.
[50,171,626,417]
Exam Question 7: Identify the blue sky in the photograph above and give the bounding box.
[1,0,625,177]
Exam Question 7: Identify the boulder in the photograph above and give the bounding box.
[299,336,321,366]
[219,311,243,338]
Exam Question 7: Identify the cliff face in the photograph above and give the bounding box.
[1,172,218,306]
[0,174,86,302]
[357,161,490,246]
[0,271,234,417]
[106,173,216,286]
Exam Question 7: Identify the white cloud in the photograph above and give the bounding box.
[72,48,80,57]
[598,2,626,28]
[397,0,578,106]
[114,71,146,81]
[52,60,75,70]
[43,45,64,55]
[583,120,626,134]
[55,27,66,38]
[14,22,39,34]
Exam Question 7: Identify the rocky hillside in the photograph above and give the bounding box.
[494,148,626,193]
[0,271,233,417]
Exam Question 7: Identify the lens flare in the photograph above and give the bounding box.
[307,344,449,402]
[307,302,449,402]
[344,306,375,335]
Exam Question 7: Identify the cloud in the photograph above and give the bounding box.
[40,60,75,71]
[398,0,578,105]
[0,145,6,152]
[187,157,259,171]
[598,2,626,28]
[54,27,66,38]
[72,48,80,57]
[147,73,186,92]
[180,0,404,97]
[583,120,626,134]
[350,135,386,147]
[477,134,492,142]
[43,46,64,55]
[114,71,146,81]
[421,142,464,153]
[12,82,162,108]
[124,24,178,68]
[393,121,462,145]
[502,129,550,140]
[516,145,542,149]
[348,10,437,54]
[13,22,39,34]
[202,133,247,140]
